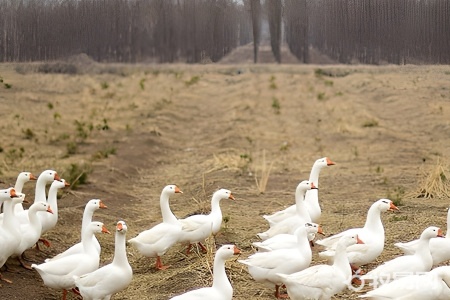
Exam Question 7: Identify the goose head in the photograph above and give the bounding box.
[216,244,241,260]
[214,189,235,201]
[17,171,37,184]
[88,221,111,235]
[296,180,318,194]
[162,184,183,195]
[50,178,70,190]
[86,199,108,211]
[314,157,336,168]
[338,234,365,248]
[304,222,323,235]
[305,222,324,235]
[420,226,444,240]
[0,187,19,202]
[375,198,399,212]
[38,170,61,183]
[116,220,128,234]
[31,202,54,214]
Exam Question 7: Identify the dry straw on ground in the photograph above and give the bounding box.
[410,158,450,199]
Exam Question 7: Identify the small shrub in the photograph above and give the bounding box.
[139,78,146,90]
[317,92,326,101]
[64,163,92,190]
[93,146,116,159]
[66,141,78,155]
[4,83,12,89]
[362,119,379,127]
[22,128,35,140]
[100,82,109,89]
[185,76,200,87]
[272,97,281,114]
[47,102,54,109]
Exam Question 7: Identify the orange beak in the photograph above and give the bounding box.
[54,173,62,182]
[389,202,399,211]
[117,222,123,231]
[356,235,365,244]
[30,173,38,180]
[326,157,336,166]
[310,182,318,190]
[317,225,324,235]
[102,225,111,234]
[233,246,241,255]
[99,200,107,209]
[229,193,235,200]
[437,229,445,238]
[175,186,183,194]
[47,205,54,214]
[10,189,18,198]
[64,181,71,187]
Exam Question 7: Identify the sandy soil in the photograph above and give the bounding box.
[1,59,450,300]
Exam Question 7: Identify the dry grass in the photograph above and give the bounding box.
[254,150,274,194]
[410,158,450,199]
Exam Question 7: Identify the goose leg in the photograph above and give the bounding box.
[186,243,193,255]
[17,256,33,270]
[62,289,68,300]
[0,273,13,284]
[274,284,289,299]
[198,242,208,253]
[155,256,169,270]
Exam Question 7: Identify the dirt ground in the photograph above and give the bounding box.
[1,56,450,300]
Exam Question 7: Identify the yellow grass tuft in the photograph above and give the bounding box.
[411,158,450,199]
[254,149,274,194]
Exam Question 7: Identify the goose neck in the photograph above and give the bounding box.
[160,192,177,224]
[81,207,95,238]
[14,180,25,194]
[333,242,351,273]
[46,186,59,214]
[308,164,322,187]
[81,229,96,253]
[34,177,48,204]
[112,232,129,267]
[364,205,383,232]
[295,189,310,220]
[212,254,232,298]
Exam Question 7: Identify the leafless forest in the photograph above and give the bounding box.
[0,0,449,64]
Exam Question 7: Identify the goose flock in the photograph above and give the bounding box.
[1,156,450,300]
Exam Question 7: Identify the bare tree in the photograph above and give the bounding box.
[250,0,261,63]
[267,0,282,63]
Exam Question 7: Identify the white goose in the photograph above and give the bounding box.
[239,223,319,299]
[253,222,323,252]
[170,244,241,300]
[277,234,364,300]
[394,207,450,266]
[178,189,235,254]
[264,157,335,225]
[0,188,20,283]
[12,202,53,269]
[15,169,61,225]
[12,171,37,215]
[128,184,183,270]
[39,179,70,236]
[45,198,107,262]
[32,221,110,300]
[317,199,399,271]
[361,226,444,284]
[257,180,316,241]
[74,221,132,300]
[359,265,450,300]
